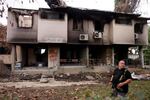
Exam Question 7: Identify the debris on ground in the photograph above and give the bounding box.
[131,72,150,80]
[1,67,150,82]
[0,71,112,83]
[54,72,112,83]
[0,60,11,77]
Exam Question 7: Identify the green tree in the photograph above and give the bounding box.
[115,0,141,13]
[45,0,66,8]
[0,0,35,17]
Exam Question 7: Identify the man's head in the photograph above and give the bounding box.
[118,60,125,69]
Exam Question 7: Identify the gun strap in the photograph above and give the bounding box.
[119,69,127,81]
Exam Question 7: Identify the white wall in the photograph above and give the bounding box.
[38,13,68,43]
[112,20,134,44]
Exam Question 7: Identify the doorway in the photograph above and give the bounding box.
[22,45,48,67]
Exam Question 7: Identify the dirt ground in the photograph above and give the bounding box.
[0,69,112,99]
[0,84,111,100]
[0,67,150,100]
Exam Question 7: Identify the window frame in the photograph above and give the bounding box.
[134,23,144,34]
[72,18,83,31]
[40,11,65,20]
[17,14,33,28]
[94,21,104,32]
[115,17,132,25]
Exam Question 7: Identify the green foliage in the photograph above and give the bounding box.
[76,81,150,100]
[148,27,150,43]
[73,81,150,100]
[129,81,150,100]
[114,0,141,13]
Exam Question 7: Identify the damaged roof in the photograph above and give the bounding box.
[51,6,141,17]
[8,8,38,15]
[9,6,150,22]
[39,6,142,23]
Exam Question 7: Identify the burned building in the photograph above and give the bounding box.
[7,7,149,72]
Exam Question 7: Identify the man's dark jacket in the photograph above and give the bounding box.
[112,68,132,93]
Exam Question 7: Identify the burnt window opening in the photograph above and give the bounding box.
[73,19,83,31]
[94,21,104,32]
[115,17,132,25]
[40,11,65,20]
[18,15,33,28]
[134,23,144,34]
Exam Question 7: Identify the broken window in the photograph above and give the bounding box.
[73,19,83,31]
[115,17,132,25]
[40,11,65,20]
[134,23,143,34]
[128,46,140,64]
[94,21,104,32]
[18,15,33,28]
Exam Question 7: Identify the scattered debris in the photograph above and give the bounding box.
[19,73,42,81]
[55,72,112,83]
[0,60,11,77]
[40,78,49,83]
[0,68,150,82]
[131,72,150,80]
[85,75,95,80]
[40,74,54,83]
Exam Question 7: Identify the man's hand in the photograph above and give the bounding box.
[117,83,124,89]
[117,79,132,89]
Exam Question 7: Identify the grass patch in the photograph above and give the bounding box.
[129,80,150,100]
[73,80,150,100]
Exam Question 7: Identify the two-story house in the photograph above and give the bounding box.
[7,7,149,72]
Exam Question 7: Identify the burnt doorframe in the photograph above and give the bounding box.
[60,45,85,66]
[113,45,128,65]
[89,45,107,66]
[22,44,48,67]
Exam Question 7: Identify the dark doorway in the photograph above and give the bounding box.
[22,45,48,67]
[114,46,128,65]
[60,45,84,66]
[89,46,106,66]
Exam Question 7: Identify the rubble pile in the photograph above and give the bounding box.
[55,72,112,83]
[1,67,150,82]
[0,72,112,83]
[131,72,150,80]
[0,60,11,78]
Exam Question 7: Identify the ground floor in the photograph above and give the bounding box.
[10,44,144,72]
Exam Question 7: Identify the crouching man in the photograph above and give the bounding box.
[110,60,132,97]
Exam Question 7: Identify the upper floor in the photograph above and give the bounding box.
[7,7,150,45]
